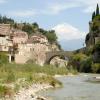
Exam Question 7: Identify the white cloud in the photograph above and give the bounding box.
[45,0,100,14]
[53,23,86,41]
[8,9,37,17]
[41,0,100,15]
[45,3,79,15]
[6,0,100,18]
[72,0,100,13]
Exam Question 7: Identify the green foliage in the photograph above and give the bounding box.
[85,33,90,43]
[45,30,57,43]
[0,52,8,65]
[92,11,96,20]
[0,15,59,46]
[96,4,99,16]
[85,46,94,55]
[69,53,98,73]
[94,41,100,51]
[5,71,16,83]
[0,85,13,97]
[14,84,20,93]
[92,63,100,73]
[80,57,93,72]
[72,53,87,63]
[0,15,14,24]
[22,23,35,35]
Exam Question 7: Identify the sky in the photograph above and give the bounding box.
[0,0,100,50]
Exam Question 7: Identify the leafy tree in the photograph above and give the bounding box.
[45,30,57,43]
[22,23,33,35]
[0,52,8,65]
[92,63,100,73]
[92,11,96,20]
[96,4,99,16]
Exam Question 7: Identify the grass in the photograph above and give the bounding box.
[0,63,69,97]
[0,63,68,80]
[0,63,77,98]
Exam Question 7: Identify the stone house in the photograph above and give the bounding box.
[11,30,28,44]
[0,24,12,52]
[15,43,34,64]
[29,33,48,44]
[15,33,49,65]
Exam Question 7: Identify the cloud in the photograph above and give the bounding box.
[5,0,100,18]
[44,3,79,15]
[78,0,100,13]
[7,9,37,17]
[53,23,86,41]
[45,0,100,14]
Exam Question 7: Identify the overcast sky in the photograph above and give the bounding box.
[0,0,100,50]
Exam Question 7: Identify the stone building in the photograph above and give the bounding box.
[11,30,28,44]
[15,33,49,65]
[0,24,12,52]
[14,43,34,64]
[50,56,68,67]
[29,33,48,44]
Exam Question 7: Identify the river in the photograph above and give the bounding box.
[38,74,100,100]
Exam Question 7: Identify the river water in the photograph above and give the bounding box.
[38,74,100,100]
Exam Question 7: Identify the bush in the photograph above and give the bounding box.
[92,63,100,73]
[69,53,88,71]
[80,57,93,73]
[0,85,13,97]
[5,71,16,83]
[0,52,8,65]
[94,41,100,51]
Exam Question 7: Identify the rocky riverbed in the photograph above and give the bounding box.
[4,84,53,100]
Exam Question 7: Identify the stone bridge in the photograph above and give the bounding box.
[45,51,74,64]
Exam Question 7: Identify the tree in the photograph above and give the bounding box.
[45,30,57,43]
[92,11,96,20]
[96,4,99,16]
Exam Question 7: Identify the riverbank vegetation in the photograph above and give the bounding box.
[0,62,77,98]
[69,4,100,74]
[69,53,100,73]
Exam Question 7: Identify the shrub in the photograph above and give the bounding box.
[0,85,13,97]
[5,71,16,83]
[80,57,93,73]
[69,53,88,71]
[94,41,100,51]
[0,52,8,65]
[14,84,20,93]
[92,63,100,73]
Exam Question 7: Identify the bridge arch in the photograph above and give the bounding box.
[45,51,73,64]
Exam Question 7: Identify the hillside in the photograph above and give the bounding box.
[69,4,100,73]
[0,15,61,49]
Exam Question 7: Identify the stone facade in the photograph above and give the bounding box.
[11,30,28,44]
[95,37,100,44]
[28,34,48,44]
[30,43,49,66]
[50,56,68,67]
[0,24,60,66]
[14,33,49,65]
[0,24,12,52]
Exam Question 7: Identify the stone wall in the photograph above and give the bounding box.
[50,56,68,67]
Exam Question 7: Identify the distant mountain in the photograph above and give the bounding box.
[59,38,85,51]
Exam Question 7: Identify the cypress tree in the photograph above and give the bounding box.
[96,4,99,16]
[92,11,96,20]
